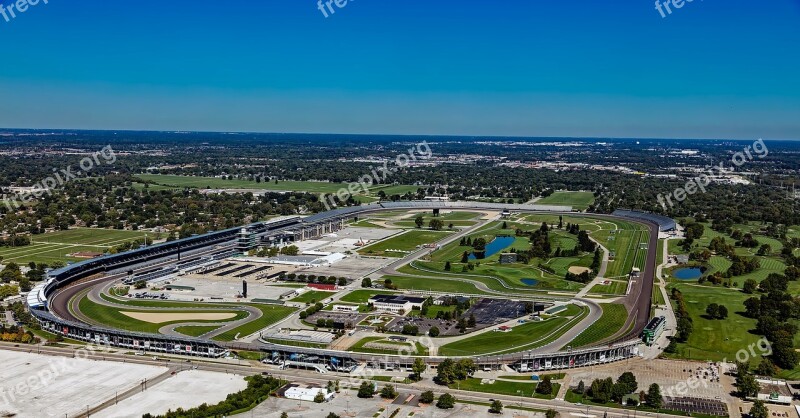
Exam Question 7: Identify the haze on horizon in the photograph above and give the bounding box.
[0,0,798,140]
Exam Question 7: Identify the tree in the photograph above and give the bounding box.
[717,305,728,319]
[461,251,470,263]
[380,384,398,399]
[412,358,427,381]
[705,303,719,319]
[429,219,444,231]
[749,400,769,418]
[546,409,559,418]
[575,380,586,394]
[326,414,340,418]
[536,376,553,395]
[419,390,435,404]
[436,393,456,409]
[314,392,325,403]
[755,358,777,377]
[281,413,288,418]
[134,280,146,289]
[428,326,440,337]
[361,277,372,288]
[617,371,638,394]
[489,399,503,414]
[645,383,662,409]
[444,261,451,271]
[743,279,758,294]
[357,381,375,398]
[415,215,425,228]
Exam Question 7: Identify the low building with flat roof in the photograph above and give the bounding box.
[368,294,425,314]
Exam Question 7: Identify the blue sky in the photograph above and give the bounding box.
[0,0,798,139]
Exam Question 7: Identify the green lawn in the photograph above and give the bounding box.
[381,274,489,295]
[174,326,220,337]
[291,290,336,304]
[663,284,762,362]
[439,305,587,356]
[212,304,297,341]
[451,378,560,400]
[358,230,451,257]
[78,296,247,334]
[536,191,595,210]
[565,303,628,348]
[588,281,628,295]
[0,228,148,264]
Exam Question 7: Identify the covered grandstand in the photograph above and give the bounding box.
[612,209,677,232]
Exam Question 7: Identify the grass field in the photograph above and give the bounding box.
[138,174,351,193]
[174,325,220,337]
[381,274,489,295]
[358,230,451,257]
[0,228,148,264]
[536,191,595,210]
[290,290,336,304]
[663,284,762,362]
[439,305,587,356]
[212,304,297,341]
[349,336,427,355]
[450,378,559,400]
[338,289,399,304]
[565,303,628,348]
[587,280,628,295]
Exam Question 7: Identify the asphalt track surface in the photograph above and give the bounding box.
[45,208,660,356]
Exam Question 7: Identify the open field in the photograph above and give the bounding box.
[664,283,762,362]
[290,290,336,304]
[449,378,560,399]
[212,304,297,341]
[338,289,399,304]
[439,304,587,356]
[174,325,220,337]
[565,303,628,348]
[357,230,451,257]
[381,274,490,295]
[587,280,628,295]
[536,191,595,210]
[78,296,248,333]
[138,174,351,193]
[0,228,148,264]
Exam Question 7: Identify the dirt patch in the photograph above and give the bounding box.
[568,266,592,274]
[120,312,237,324]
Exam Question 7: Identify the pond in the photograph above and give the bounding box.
[673,267,703,280]
[521,278,539,286]
[470,236,516,260]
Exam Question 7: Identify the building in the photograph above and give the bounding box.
[283,386,334,402]
[368,294,426,314]
[499,253,518,264]
[332,304,359,313]
[642,316,666,346]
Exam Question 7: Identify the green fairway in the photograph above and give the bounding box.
[0,228,148,264]
[439,305,587,356]
[138,174,352,193]
[358,230,451,257]
[565,303,628,348]
[536,191,595,210]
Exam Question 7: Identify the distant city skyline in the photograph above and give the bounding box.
[1,0,799,139]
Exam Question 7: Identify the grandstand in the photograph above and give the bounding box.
[612,209,677,232]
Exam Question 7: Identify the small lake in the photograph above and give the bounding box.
[521,278,539,286]
[673,267,703,280]
[470,236,516,260]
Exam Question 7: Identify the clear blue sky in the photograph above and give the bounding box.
[1,0,799,139]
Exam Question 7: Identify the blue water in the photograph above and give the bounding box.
[673,267,703,280]
[521,278,539,286]
[470,236,516,260]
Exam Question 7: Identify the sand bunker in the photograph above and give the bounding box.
[120,312,237,323]
[568,266,592,274]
